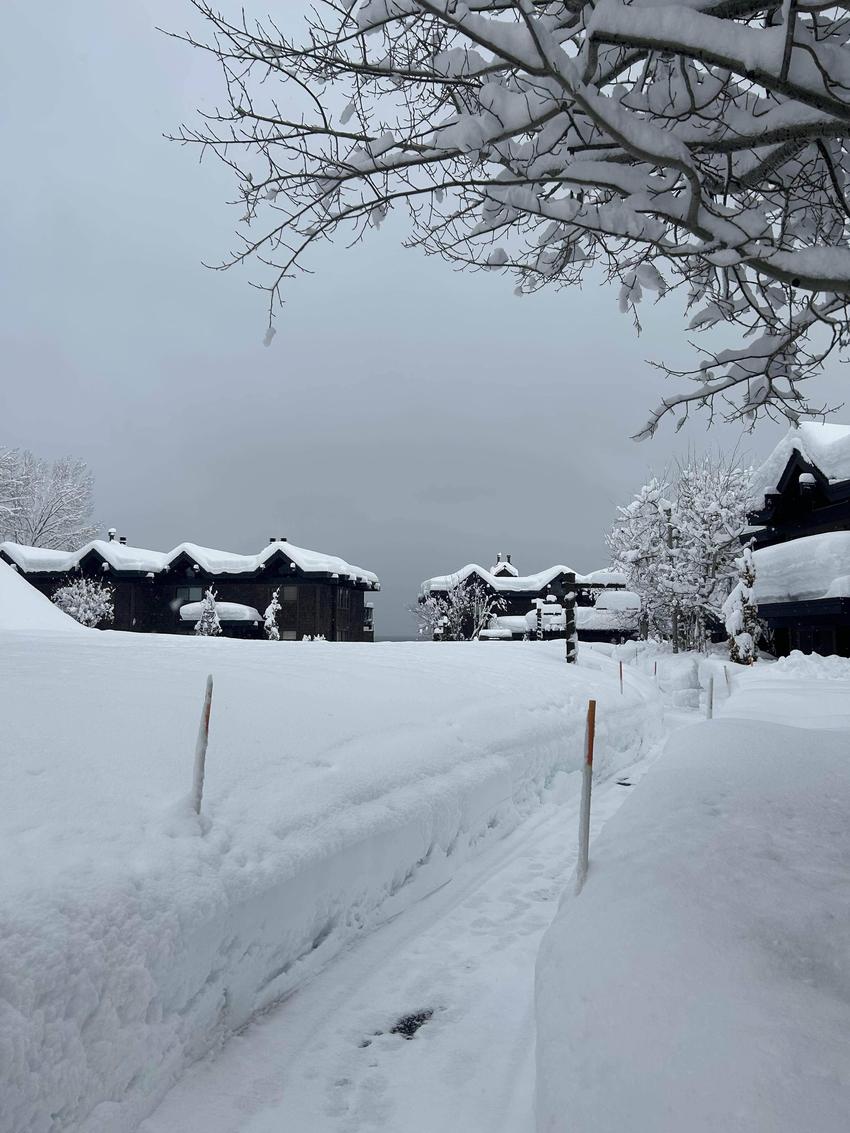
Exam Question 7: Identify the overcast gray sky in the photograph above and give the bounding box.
[2,2,847,636]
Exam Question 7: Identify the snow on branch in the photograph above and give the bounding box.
[0,448,96,550]
[174,0,850,431]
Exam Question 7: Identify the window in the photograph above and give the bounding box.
[172,585,204,612]
[281,630,297,641]
[337,588,350,610]
[282,585,298,602]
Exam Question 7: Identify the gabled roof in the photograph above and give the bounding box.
[751,422,850,506]
[0,538,379,586]
[420,563,626,596]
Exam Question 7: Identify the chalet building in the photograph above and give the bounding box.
[0,534,379,642]
[420,552,631,642]
[748,423,850,657]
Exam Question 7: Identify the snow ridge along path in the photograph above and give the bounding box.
[0,630,661,1133]
[536,655,850,1133]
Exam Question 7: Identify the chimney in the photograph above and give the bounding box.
[506,554,511,565]
[119,536,127,545]
[269,537,276,544]
[280,535,287,542]
[107,528,117,542]
[496,552,502,563]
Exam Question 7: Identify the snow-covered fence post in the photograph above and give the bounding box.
[706,674,714,720]
[575,699,597,894]
[564,573,577,664]
[192,674,214,815]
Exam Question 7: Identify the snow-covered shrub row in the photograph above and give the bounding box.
[0,634,661,1133]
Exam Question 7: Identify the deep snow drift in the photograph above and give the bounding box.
[0,559,84,633]
[536,659,850,1133]
[0,629,660,1133]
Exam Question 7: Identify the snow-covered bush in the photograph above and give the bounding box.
[263,589,281,641]
[180,3,850,431]
[723,546,759,665]
[194,587,222,637]
[415,578,505,641]
[52,578,114,628]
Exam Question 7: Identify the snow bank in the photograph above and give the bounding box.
[0,634,661,1133]
[536,710,850,1131]
[753,530,850,602]
[0,559,84,634]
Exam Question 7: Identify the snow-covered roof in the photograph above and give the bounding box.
[420,562,624,596]
[751,422,850,504]
[594,589,641,612]
[753,531,850,604]
[0,538,379,586]
[179,601,263,622]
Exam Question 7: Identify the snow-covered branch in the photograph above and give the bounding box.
[176,0,850,430]
[0,449,96,549]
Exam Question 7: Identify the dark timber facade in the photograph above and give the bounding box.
[749,438,850,658]
[1,537,379,642]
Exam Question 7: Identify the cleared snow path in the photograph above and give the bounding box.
[140,749,657,1133]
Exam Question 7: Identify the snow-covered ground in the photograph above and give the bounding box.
[536,655,850,1133]
[0,569,662,1133]
[5,556,846,1133]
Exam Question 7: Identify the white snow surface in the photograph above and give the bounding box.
[0,537,378,585]
[536,658,850,1133]
[753,530,850,602]
[750,420,850,503]
[0,632,660,1133]
[0,559,85,634]
[178,600,262,622]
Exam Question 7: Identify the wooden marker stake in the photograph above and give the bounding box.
[192,674,214,815]
[706,674,714,720]
[576,699,597,894]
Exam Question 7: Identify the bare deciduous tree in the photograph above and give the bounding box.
[0,449,96,549]
[175,0,850,432]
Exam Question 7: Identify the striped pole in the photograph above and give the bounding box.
[575,699,597,894]
[192,674,214,815]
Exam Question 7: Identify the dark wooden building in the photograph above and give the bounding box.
[0,535,379,641]
[419,552,630,641]
[748,423,850,657]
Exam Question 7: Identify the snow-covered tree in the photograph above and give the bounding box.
[606,478,676,641]
[723,545,759,665]
[673,457,754,650]
[264,588,281,640]
[414,576,505,640]
[195,587,222,637]
[0,448,96,549]
[52,578,114,628]
[609,456,752,649]
[178,2,850,431]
